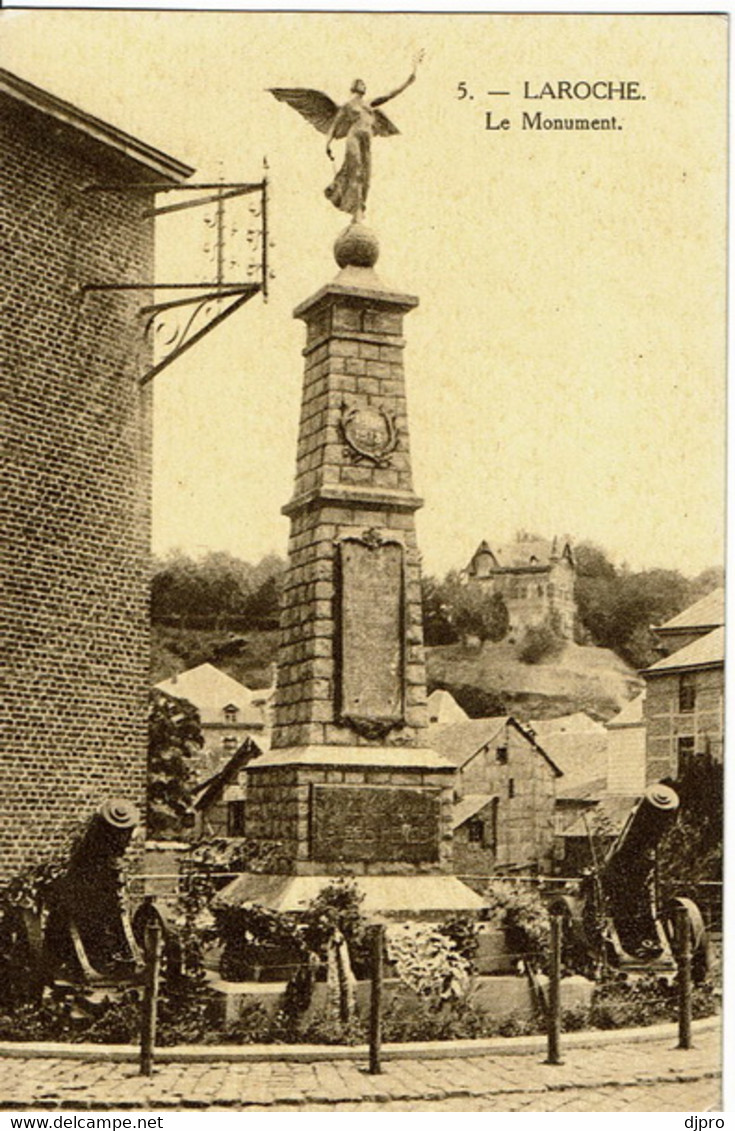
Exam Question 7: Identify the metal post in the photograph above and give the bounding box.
[368,923,384,1075]
[261,176,269,301]
[675,903,693,1050]
[544,911,563,1065]
[139,919,163,1076]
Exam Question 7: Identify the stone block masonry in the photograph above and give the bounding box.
[245,760,455,877]
[271,280,428,751]
[225,240,481,910]
[1,84,187,879]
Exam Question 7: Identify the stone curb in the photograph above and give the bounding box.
[0,1016,719,1064]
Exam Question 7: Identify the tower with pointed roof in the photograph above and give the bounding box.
[465,532,577,640]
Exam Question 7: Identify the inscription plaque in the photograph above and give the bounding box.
[337,538,404,728]
[310,784,441,863]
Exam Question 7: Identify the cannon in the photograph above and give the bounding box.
[0,799,144,1000]
[552,782,709,980]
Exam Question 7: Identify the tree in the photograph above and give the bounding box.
[150,550,285,630]
[243,572,282,630]
[436,571,509,645]
[147,689,202,840]
[574,542,698,667]
[421,576,458,646]
[658,752,723,885]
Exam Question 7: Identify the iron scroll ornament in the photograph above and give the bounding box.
[340,403,398,466]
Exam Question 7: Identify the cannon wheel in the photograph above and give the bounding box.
[132,899,184,981]
[663,896,710,983]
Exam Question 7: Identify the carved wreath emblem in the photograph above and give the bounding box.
[340,402,398,466]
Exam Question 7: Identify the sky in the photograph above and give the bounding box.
[2,10,727,578]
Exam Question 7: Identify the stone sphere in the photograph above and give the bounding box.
[334,222,380,269]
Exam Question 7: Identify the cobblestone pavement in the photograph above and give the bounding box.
[0,1028,721,1112]
[254,1079,721,1111]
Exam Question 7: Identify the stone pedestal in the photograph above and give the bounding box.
[223,227,482,915]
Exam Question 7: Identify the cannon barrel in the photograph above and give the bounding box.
[43,797,143,983]
[599,782,679,963]
[603,782,679,887]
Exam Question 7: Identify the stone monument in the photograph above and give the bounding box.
[220,224,482,917]
[221,65,482,915]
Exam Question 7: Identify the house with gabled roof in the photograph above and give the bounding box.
[156,663,272,775]
[652,587,724,657]
[641,625,724,784]
[191,737,264,839]
[426,688,469,728]
[428,715,562,879]
[464,532,576,640]
[527,713,608,787]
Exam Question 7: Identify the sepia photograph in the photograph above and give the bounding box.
[0,8,727,1115]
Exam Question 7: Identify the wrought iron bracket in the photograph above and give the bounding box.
[81,176,270,385]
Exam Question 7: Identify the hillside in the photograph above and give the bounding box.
[152,626,642,723]
[151,625,279,690]
[427,639,643,722]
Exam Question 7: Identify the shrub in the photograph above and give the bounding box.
[437,916,479,965]
[216,904,305,982]
[0,997,77,1042]
[382,996,487,1042]
[78,993,141,1044]
[300,879,372,978]
[517,622,565,664]
[494,1014,541,1038]
[589,972,716,1030]
[385,922,471,1003]
[220,1003,275,1045]
[483,881,550,965]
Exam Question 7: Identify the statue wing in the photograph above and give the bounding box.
[269,88,342,136]
[372,108,400,137]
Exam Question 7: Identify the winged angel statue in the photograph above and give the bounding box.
[271,53,424,223]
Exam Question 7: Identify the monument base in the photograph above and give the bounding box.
[215,871,485,917]
[244,745,456,877]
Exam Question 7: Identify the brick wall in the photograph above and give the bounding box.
[1,96,157,878]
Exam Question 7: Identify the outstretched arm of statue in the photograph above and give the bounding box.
[371,50,424,107]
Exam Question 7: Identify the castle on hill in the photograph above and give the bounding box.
[464,532,576,641]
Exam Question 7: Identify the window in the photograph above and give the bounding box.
[679,674,696,713]
[223,704,239,724]
[467,819,484,844]
[496,744,508,765]
[677,735,695,773]
[222,736,239,753]
[508,778,515,799]
[227,800,246,837]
